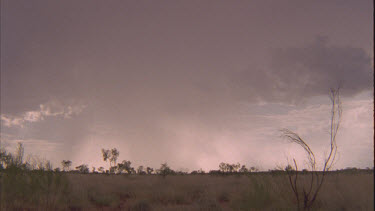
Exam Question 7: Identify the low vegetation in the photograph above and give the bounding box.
[0,143,70,210]
[0,144,373,210]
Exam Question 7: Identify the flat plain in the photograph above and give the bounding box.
[1,170,373,210]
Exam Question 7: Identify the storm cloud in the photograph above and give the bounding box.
[229,36,373,104]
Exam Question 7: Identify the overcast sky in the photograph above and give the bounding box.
[1,0,373,171]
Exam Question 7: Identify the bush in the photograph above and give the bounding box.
[0,143,71,210]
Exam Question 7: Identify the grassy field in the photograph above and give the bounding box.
[1,170,373,210]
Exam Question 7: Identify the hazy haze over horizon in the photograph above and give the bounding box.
[1,0,373,171]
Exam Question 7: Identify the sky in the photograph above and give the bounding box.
[1,0,373,172]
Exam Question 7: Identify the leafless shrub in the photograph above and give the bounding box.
[281,88,342,210]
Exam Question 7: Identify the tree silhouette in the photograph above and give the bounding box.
[75,164,89,174]
[117,160,132,174]
[219,162,227,173]
[102,149,110,162]
[15,143,24,166]
[249,166,258,172]
[239,165,248,173]
[137,166,146,175]
[158,163,174,177]
[61,160,72,171]
[45,160,53,171]
[0,148,9,170]
[285,164,294,172]
[0,144,24,169]
[219,162,241,173]
[110,166,118,174]
[110,148,119,167]
[232,163,240,172]
[146,167,154,174]
[101,148,120,172]
[98,166,105,173]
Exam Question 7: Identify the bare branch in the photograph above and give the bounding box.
[281,129,316,171]
[281,87,342,210]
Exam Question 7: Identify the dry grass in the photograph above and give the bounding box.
[43,171,373,211]
[1,170,373,210]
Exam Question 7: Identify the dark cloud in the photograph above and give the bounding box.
[229,36,373,104]
[270,36,372,97]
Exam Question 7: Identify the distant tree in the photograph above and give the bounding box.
[191,168,205,174]
[54,167,61,172]
[190,170,198,174]
[75,164,89,174]
[61,160,72,171]
[249,166,258,172]
[110,166,118,174]
[102,149,110,162]
[0,149,6,170]
[92,167,96,173]
[36,159,46,170]
[110,148,119,166]
[344,167,358,172]
[197,168,205,174]
[239,165,248,173]
[98,167,105,173]
[219,162,227,173]
[146,167,154,174]
[15,143,24,166]
[232,163,240,173]
[219,162,241,173]
[175,170,188,175]
[102,148,120,172]
[137,165,146,175]
[130,167,136,174]
[45,160,53,171]
[117,160,132,174]
[1,142,25,169]
[209,170,222,175]
[228,164,234,172]
[0,149,11,169]
[157,163,174,177]
[284,164,294,172]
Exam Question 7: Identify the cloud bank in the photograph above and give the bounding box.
[229,36,373,104]
[1,100,86,127]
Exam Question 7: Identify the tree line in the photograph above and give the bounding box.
[1,144,373,176]
[0,144,263,175]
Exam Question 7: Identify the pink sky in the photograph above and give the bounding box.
[1,0,373,171]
